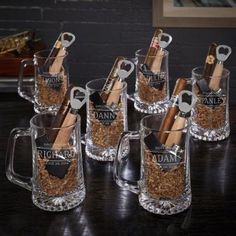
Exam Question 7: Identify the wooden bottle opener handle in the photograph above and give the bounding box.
[106,79,123,106]
[209,63,223,91]
[51,86,87,150]
[49,47,66,74]
[150,49,165,74]
[165,116,186,147]
[208,45,231,91]
[52,112,77,150]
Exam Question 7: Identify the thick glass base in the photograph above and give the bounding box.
[138,191,191,215]
[134,93,168,114]
[190,121,230,141]
[86,138,116,162]
[32,186,86,212]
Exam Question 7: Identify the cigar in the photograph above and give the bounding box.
[202,43,218,81]
[158,78,187,144]
[101,56,125,102]
[194,43,217,94]
[144,28,163,69]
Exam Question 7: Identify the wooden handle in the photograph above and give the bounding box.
[49,47,66,74]
[52,111,77,150]
[106,80,123,106]
[150,49,164,73]
[165,116,186,148]
[209,63,223,91]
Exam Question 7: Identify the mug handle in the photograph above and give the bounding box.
[80,133,86,145]
[126,93,135,102]
[6,128,32,191]
[18,59,35,103]
[126,57,137,102]
[113,131,140,194]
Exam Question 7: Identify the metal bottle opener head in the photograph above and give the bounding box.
[216,45,232,62]
[178,90,197,114]
[70,87,88,110]
[158,33,173,49]
[117,59,134,81]
[61,32,76,48]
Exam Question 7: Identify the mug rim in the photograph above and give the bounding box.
[30,112,80,129]
[135,48,169,58]
[140,114,189,133]
[34,49,68,59]
[192,66,230,78]
[86,78,127,92]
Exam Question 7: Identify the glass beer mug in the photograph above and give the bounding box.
[190,66,230,141]
[134,48,170,114]
[6,112,85,212]
[18,49,69,113]
[114,91,196,215]
[85,59,134,162]
[133,33,172,114]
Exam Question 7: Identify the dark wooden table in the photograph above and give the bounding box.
[0,93,235,236]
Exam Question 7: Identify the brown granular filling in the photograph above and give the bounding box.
[144,149,185,199]
[193,96,226,129]
[89,102,124,148]
[137,72,167,104]
[38,158,78,196]
[36,74,68,107]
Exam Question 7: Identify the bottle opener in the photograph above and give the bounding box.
[158,33,172,49]
[61,32,76,48]
[216,45,232,63]
[117,59,134,81]
[178,90,197,114]
[70,87,88,110]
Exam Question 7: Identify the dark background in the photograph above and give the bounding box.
[0,1,236,235]
[0,0,236,100]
